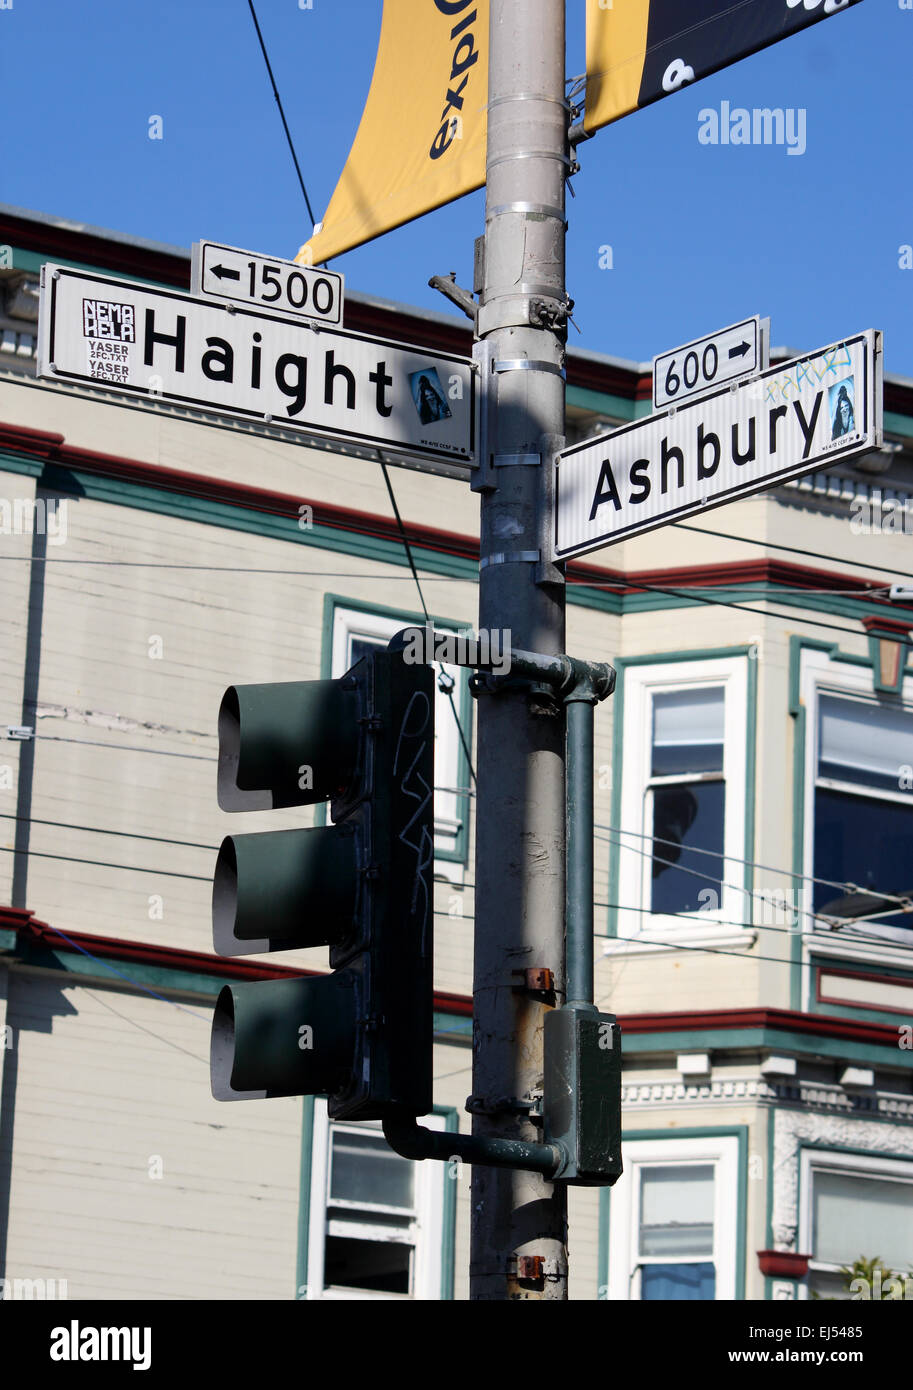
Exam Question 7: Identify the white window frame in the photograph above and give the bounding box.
[305,1100,448,1301]
[331,606,469,878]
[799,1147,913,1297]
[799,650,913,993]
[607,1136,739,1301]
[609,657,750,951]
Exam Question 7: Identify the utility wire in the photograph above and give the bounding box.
[675,519,913,583]
[38,922,210,1020]
[246,0,321,235]
[379,458,478,786]
[0,799,476,852]
[594,821,913,908]
[568,572,913,651]
[596,829,913,939]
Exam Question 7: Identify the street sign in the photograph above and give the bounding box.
[555,331,882,561]
[37,266,476,465]
[653,316,768,411]
[191,241,344,326]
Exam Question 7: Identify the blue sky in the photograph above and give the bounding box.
[2,1,911,375]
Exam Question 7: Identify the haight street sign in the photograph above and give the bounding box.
[554,331,882,561]
[37,265,476,466]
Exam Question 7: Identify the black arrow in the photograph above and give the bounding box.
[728,340,751,360]
[210,263,241,282]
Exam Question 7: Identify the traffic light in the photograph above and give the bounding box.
[209,635,435,1120]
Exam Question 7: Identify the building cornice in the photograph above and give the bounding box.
[2,910,907,1047]
[1,420,911,617]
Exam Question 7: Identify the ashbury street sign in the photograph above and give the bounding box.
[554,332,882,561]
[38,266,476,465]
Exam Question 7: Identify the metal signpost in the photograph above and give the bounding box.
[191,240,344,325]
[37,265,475,465]
[555,331,883,561]
[653,315,768,410]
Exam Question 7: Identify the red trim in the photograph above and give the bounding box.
[816,965,913,1018]
[861,615,913,636]
[620,1005,901,1048]
[758,1250,811,1278]
[8,206,913,420]
[0,210,191,289]
[0,908,474,1014]
[0,421,481,565]
[1,912,905,1039]
[3,420,911,612]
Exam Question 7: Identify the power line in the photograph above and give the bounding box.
[594,821,913,908]
[596,829,912,941]
[0,844,210,881]
[568,572,913,651]
[39,921,210,1020]
[0,799,478,852]
[246,0,321,235]
[675,519,913,584]
[29,733,215,761]
[380,458,478,786]
[0,559,468,578]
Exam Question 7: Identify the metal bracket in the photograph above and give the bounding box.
[492,358,566,379]
[428,272,477,326]
[466,1090,542,1118]
[529,296,572,331]
[509,1254,562,1282]
[513,966,555,996]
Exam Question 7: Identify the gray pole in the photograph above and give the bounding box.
[470,0,569,1300]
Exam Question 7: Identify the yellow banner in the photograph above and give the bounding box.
[297,0,488,266]
[584,0,651,134]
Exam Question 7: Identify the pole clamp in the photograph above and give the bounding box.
[492,359,566,379]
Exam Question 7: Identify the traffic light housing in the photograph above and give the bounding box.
[210,638,435,1120]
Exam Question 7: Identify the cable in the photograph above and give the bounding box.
[246,0,321,236]
[674,519,913,585]
[0,559,469,579]
[597,829,913,942]
[380,457,478,786]
[595,820,913,908]
[0,844,210,881]
[30,733,215,761]
[30,921,210,1020]
[0,801,476,852]
[568,572,913,651]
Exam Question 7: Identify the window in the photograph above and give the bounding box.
[331,605,471,865]
[800,1150,913,1299]
[649,688,725,915]
[606,1136,739,1300]
[305,1102,449,1299]
[812,693,913,936]
[612,657,750,945]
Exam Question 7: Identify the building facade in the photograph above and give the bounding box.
[0,205,911,1300]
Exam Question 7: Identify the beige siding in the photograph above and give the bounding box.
[2,971,301,1299]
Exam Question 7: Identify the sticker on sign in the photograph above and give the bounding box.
[191,240,344,326]
[38,265,475,465]
[653,316,768,410]
[555,332,882,561]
